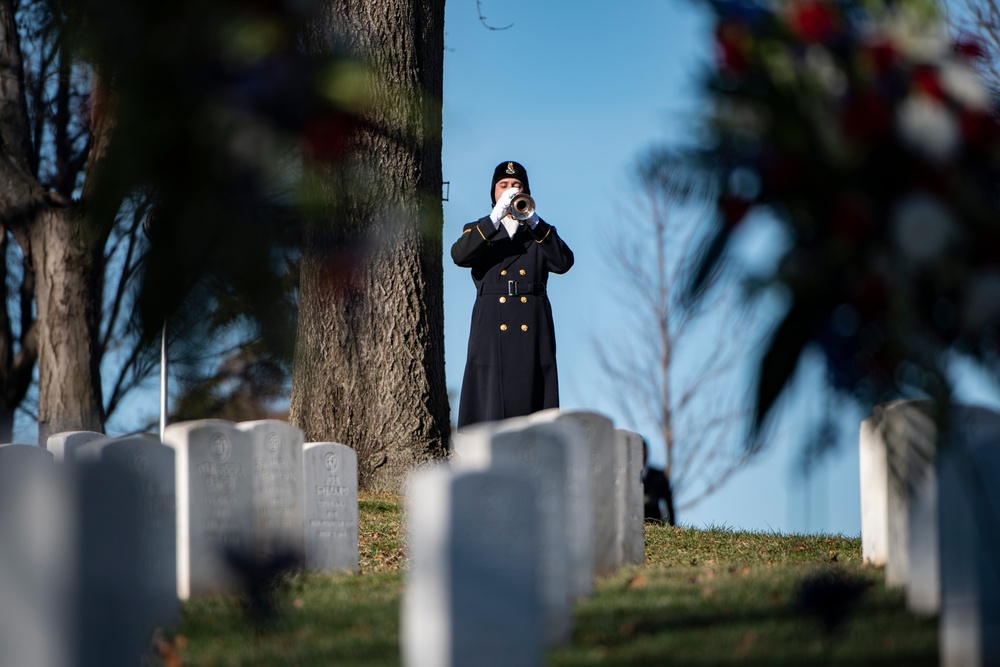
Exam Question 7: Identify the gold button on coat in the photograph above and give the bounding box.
[500,270,507,276]
[521,324,528,331]
[520,296,528,303]
[499,296,507,303]
[519,269,526,275]
[500,324,508,331]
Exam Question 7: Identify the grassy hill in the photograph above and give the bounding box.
[166,492,936,666]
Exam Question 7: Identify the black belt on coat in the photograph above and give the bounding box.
[479,281,546,297]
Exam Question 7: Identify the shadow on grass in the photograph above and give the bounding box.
[175,571,403,667]
[552,571,937,666]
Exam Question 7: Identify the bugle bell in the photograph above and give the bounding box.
[510,193,535,221]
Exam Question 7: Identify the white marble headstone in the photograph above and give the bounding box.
[859,415,889,565]
[879,401,936,597]
[891,402,940,617]
[939,406,1000,667]
[164,420,254,599]
[615,429,645,567]
[73,441,164,665]
[530,409,616,578]
[485,415,594,600]
[0,443,53,465]
[46,431,104,464]
[860,400,938,615]
[302,442,359,572]
[862,401,1000,616]
[237,420,305,561]
[0,446,70,667]
[453,420,577,645]
[75,436,178,630]
[402,466,542,667]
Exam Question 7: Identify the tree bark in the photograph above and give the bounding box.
[0,0,48,227]
[290,0,449,491]
[30,206,103,441]
[2,0,96,443]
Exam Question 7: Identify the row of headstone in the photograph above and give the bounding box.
[0,419,362,666]
[45,421,360,598]
[859,400,1000,666]
[162,419,359,598]
[0,438,176,667]
[402,410,646,667]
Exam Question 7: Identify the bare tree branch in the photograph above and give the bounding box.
[951,0,1000,91]
[99,199,149,356]
[102,337,160,422]
[476,0,513,31]
[594,158,768,524]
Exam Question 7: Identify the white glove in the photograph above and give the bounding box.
[522,211,539,226]
[490,187,520,224]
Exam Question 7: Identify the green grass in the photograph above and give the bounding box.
[167,493,937,666]
[553,527,936,666]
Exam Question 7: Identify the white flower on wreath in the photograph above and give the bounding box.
[896,94,960,162]
[939,59,990,110]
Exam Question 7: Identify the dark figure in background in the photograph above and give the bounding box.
[642,437,676,525]
[451,161,574,428]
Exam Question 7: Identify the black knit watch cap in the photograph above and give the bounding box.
[491,161,530,205]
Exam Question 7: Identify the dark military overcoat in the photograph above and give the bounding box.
[451,216,574,428]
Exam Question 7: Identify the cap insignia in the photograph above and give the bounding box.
[506,162,515,175]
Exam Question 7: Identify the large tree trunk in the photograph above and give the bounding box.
[30,206,103,442]
[4,0,101,443]
[0,0,38,212]
[289,0,449,491]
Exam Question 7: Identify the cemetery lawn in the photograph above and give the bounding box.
[170,492,936,667]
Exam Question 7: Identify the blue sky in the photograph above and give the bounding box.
[440,0,716,419]
[440,0,1000,536]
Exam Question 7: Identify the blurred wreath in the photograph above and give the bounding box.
[682,0,1000,431]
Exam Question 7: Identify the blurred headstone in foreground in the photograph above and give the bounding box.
[0,446,69,667]
[939,408,1000,667]
[74,436,174,666]
[238,420,306,563]
[530,409,615,579]
[860,401,1000,621]
[402,466,541,667]
[0,437,178,666]
[453,420,578,645]
[878,402,937,611]
[164,420,254,599]
[75,435,178,631]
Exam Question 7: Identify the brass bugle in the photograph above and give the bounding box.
[510,193,535,221]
